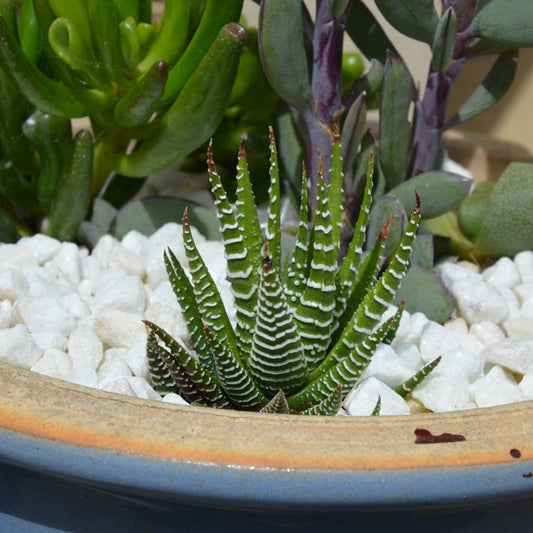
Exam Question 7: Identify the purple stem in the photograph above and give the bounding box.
[304,0,347,194]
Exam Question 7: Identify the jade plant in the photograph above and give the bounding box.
[144,131,439,415]
[0,0,245,241]
[256,0,533,322]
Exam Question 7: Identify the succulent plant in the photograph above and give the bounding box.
[425,162,533,263]
[0,0,246,241]
[145,131,439,415]
[256,0,533,323]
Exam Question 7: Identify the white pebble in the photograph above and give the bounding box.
[0,269,28,302]
[469,321,506,347]
[0,244,36,269]
[412,372,475,412]
[419,321,481,363]
[98,376,136,396]
[144,303,190,346]
[481,336,533,374]
[60,292,91,320]
[31,349,72,379]
[93,308,147,348]
[108,243,146,279]
[519,373,533,399]
[97,349,132,381]
[393,311,429,345]
[17,234,61,264]
[343,377,410,416]
[393,342,423,369]
[502,317,533,337]
[91,275,147,315]
[470,366,526,407]
[438,261,482,286]
[125,376,161,400]
[122,340,150,379]
[452,280,509,325]
[48,242,83,286]
[12,295,77,336]
[68,324,104,369]
[513,283,533,305]
[30,331,68,352]
[364,344,415,387]
[162,392,189,405]
[483,257,520,288]
[514,250,533,283]
[67,365,98,388]
[0,324,42,368]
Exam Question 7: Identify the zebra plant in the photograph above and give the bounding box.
[144,129,439,415]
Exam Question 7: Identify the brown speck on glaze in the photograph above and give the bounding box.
[510,448,522,459]
[414,428,466,444]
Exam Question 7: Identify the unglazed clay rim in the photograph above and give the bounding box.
[1,361,532,471]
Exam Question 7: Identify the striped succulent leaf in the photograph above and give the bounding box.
[146,131,439,415]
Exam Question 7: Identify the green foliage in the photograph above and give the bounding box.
[145,133,439,415]
[0,0,246,241]
[456,163,533,261]
[256,0,533,322]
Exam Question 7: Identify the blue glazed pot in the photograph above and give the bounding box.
[1,361,532,531]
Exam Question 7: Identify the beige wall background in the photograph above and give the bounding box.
[243,0,533,154]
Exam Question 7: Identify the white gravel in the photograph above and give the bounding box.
[2,225,533,416]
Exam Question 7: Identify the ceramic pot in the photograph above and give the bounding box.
[1,361,533,531]
[2,133,533,531]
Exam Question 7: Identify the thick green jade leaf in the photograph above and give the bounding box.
[394,265,455,323]
[375,0,439,45]
[110,197,220,240]
[457,181,494,242]
[114,60,168,128]
[473,163,533,259]
[379,52,415,190]
[431,7,457,73]
[447,52,518,128]
[49,130,93,241]
[136,0,189,72]
[48,17,110,91]
[113,23,246,177]
[473,0,533,47]
[384,171,473,219]
[0,210,21,243]
[0,17,107,118]
[345,2,396,63]
[259,0,312,109]
[161,0,244,104]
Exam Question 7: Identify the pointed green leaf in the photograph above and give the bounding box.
[258,0,312,109]
[379,51,415,189]
[145,320,230,407]
[394,356,441,398]
[447,51,518,128]
[345,2,396,63]
[164,249,217,377]
[375,0,439,45]
[293,173,337,370]
[472,0,533,48]
[260,390,290,414]
[249,247,308,397]
[431,7,457,73]
[264,126,281,270]
[207,142,258,359]
[301,384,342,416]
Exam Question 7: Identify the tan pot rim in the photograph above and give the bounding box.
[1,361,532,471]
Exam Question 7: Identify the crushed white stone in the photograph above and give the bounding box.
[2,226,533,416]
